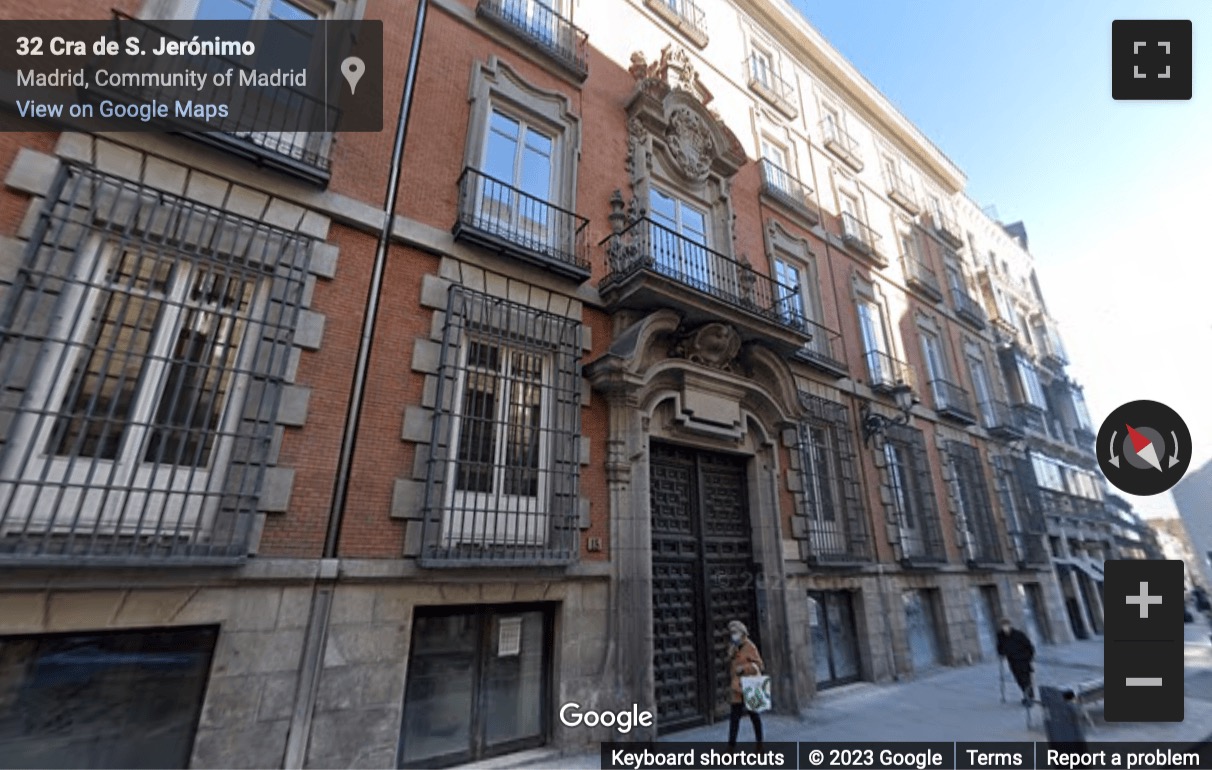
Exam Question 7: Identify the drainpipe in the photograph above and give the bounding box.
[326,0,430,559]
[283,3,429,767]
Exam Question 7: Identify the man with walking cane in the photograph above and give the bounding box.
[996,617,1036,706]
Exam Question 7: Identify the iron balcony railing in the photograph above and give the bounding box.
[902,252,943,301]
[455,167,590,280]
[1038,488,1107,524]
[645,0,708,45]
[477,0,589,79]
[746,54,797,113]
[794,319,848,377]
[931,210,963,247]
[887,173,919,213]
[865,350,916,394]
[841,212,881,259]
[1073,427,1097,452]
[602,217,803,332]
[758,159,817,222]
[1012,402,1048,436]
[821,119,862,168]
[102,13,335,183]
[930,379,977,424]
[951,285,987,329]
[1038,324,1069,366]
[981,399,1025,440]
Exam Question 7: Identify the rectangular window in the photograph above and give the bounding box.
[919,330,946,381]
[968,355,996,426]
[822,106,841,142]
[0,166,307,560]
[883,427,942,562]
[453,341,546,500]
[497,0,562,45]
[773,258,804,326]
[750,47,774,89]
[857,298,889,383]
[400,606,551,767]
[944,262,965,296]
[804,423,840,525]
[193,0,323,164]
[760,138,792,194]
[479,110,556,250]
[1016,355,1047,409]
[423,286,582,564]
[1072,389,1093,430]
[947,442,1001,564]
[1030,453,1065,491]
[649,187,712,289]
[840,192,862,234]
[0,626,218,768]
[798,394,869,563]
[995,455,1046,565]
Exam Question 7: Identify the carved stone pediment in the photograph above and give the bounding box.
[626,46,747,181]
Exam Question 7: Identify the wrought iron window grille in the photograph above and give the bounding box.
[945,441,1003,565]
[796,393,871,564]
[0,163,312,564]
[882,424,946,565]
[421,285,582,566]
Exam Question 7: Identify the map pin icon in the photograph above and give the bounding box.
[341,56,365,95]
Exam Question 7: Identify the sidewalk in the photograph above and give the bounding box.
[493,622,1212,769]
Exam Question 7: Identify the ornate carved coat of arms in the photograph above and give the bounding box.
[664,107,715,181]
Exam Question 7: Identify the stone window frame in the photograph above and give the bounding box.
[463,55,582,216]
[624,92,744,258]
[0,159,321,563]
[791,391,871,563]
[740,22,798,114]
[832,168,870,225]
[938,439,1003,565]
[765,219,825,327]
[815,93,850,139]
[877,422,946,565]
[962,335,1004,422]
[915,311,954,383]
[850,274,899,365]
[756,129,794,176]
[418,283,583,567]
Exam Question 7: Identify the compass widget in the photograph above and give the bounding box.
[1097,400,1191,495]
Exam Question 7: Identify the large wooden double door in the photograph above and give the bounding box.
[649,443,759,732]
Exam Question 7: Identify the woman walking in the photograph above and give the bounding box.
[725,619,764,748]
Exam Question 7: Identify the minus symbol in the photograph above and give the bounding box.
[1126,677,1163,687]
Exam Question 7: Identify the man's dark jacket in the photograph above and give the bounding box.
[996,628,1035,663]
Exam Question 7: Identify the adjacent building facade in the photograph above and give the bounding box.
[1173,459,1212,590]
[0,0,1153,767]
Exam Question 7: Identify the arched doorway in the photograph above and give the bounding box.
[650,442,759,731]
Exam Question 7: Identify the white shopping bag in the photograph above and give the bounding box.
[740,674,772,713]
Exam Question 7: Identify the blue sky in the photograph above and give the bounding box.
[792,1,1212,519]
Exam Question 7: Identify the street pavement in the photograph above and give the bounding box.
[473,620,1212,768]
